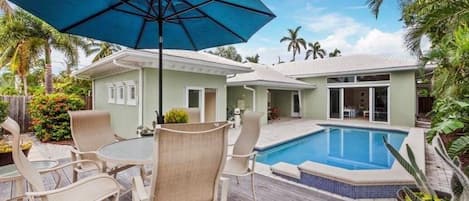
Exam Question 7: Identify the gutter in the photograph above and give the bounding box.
[112,59,144,126]
[243,85,256,112]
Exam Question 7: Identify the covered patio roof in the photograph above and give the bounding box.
[227,63,315,90]
[74,49,253,79]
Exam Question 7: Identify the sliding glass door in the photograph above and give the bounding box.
[371,87,388,122]
[329,88,342,119]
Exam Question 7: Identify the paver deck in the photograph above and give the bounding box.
[0,119,453,201]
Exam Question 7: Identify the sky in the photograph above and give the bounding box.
[49,0,423,72]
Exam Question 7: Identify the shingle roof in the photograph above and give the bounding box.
[228,63,315,89]
[274,55,422,78]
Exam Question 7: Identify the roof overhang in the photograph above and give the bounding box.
[74,49,253,79]
[227,80,316,90]
[286,64,437,78]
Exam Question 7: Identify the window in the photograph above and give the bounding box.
[125,80,137,106]
[327,76,355,83]
[115,82,125,104]
[106,83,115,103]
[357,74,390,82]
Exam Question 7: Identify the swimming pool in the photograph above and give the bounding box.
[256,126,407,170]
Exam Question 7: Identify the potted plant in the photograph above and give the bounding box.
[384,135,468,201]
[164,108,189,124]
[0,100,33,166]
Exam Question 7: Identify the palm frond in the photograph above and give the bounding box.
[366,0,384,19]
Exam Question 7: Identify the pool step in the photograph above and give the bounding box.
[271,162,301,180]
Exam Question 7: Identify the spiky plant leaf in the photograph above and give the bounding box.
[402,186,424,201]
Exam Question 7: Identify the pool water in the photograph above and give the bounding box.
[256,126,407,170]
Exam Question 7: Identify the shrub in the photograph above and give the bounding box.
[30,93,84,141]
[164,108,188,124]
[0,100,8,123]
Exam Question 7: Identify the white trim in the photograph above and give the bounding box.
[369,87,373,122]
[115,82,125,105]
[291,91,300,117]
[370,87,390,124]
[92,80,95,109]
[327,82,390,88]
[185,86,205,122]
[326,88,343,120]
[298,90,303,117]
[243,85,256,112]
[124,80,137,106]
[106,83,116,104]
[340,88,344,120]
[138,69,144,126]
[286,65,424,78]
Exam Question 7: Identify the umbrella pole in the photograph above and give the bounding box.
[157,1,165,124]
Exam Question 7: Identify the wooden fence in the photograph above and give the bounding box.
[418,96,434,116]
[1,95,92,132]
[1,96,31,132]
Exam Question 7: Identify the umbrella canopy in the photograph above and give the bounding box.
[10,0,275,123]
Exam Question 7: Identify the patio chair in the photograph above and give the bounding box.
[223,111,263,201]
[131,122,231,201]
[68,110,134,182]
[1,117,120,201]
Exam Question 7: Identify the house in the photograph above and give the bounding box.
[227,63,315,124]
[228,55,427,127]
[75,49,251,138]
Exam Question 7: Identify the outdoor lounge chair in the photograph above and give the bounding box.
[68,110,134,182]
[223,111,263,201]
[1,117,120,201]
[131,122,231,201]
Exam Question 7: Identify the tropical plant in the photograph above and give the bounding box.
[207,46,243,62]
[85,40,122,63]
[54,73,92,97]
[384,135,469,201]
[305,41,326,60]
[0,100,8,123]
[0,10,88,94]
[280,26,306,61]
[0,0,13,16]
[329,48,342,57]
[245,54,260,63]
[164,108,188,124]
[30,93,85,141]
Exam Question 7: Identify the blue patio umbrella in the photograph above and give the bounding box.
[10,0,275,123]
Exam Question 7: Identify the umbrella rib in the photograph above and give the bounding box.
[167,2,198,50]
[162,0,173,17]
[121,0,158,19]
[163,0,214,20]
[60,1,126,32]
[113,8,153,19]
[214,0,276,17]
[178,0,247,42]
[134,4,154,49]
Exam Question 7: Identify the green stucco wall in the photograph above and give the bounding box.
[142,68,227,128]
[227,86,253,111]
[270,90,292,117]
[299,71,416,127]
[255,86,269,124]
[299,77,327,120]
[390,70,416,127]
[94,70,139,138]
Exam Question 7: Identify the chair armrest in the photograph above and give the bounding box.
[227,143,235,147]
[114,134,126,141]
[132,176,149,201]
[70,148,97,157]
[24,174,119,198]
[39,160,102,174]
[227,151,258,158]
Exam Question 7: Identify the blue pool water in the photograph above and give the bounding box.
[256,126,407,170]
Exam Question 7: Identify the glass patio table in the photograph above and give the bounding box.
[97,137,153,165]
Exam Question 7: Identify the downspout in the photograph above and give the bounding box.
[112,59,144,126]
[243,85,256,112]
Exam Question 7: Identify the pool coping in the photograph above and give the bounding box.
[264,122,425,187]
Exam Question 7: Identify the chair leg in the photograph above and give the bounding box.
[72,170,78,182]
[251,174,256,201]
[235,176,240,184]
[220,177,230,201]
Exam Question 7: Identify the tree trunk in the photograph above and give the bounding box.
[44,43,53,94]
[292,50,296,61]
[22,75,28,96]
[14,75,21,92]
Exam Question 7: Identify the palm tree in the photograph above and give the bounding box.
[280,26,306,62]
[329,48,342,57]
[85,41,122,63]
[245,54,260,63]
[305,41,326,60]
[3,10,88,94]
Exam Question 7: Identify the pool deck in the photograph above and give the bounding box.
[1,118,452,201]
